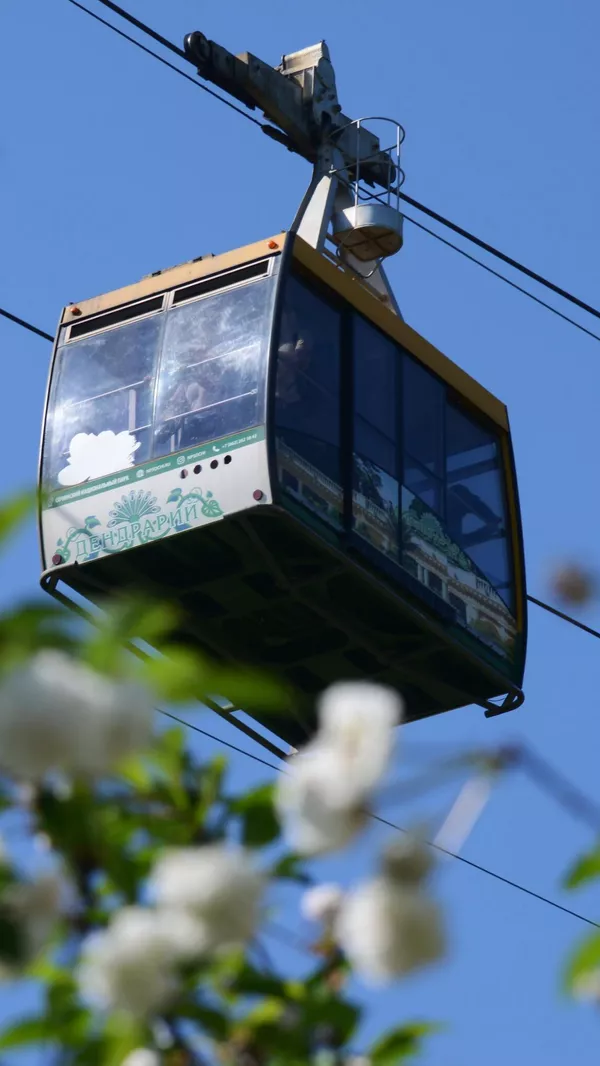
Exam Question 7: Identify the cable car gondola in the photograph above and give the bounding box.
[39,38,526,747]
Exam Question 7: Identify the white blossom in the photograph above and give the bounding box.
[121,1050,161,1066]
[77,906,205,1017]
[150,845,265,950]
[301,883,344,926]
[2,871,63,963]
[276,743,367,856]
[381,833,433,886]
[316,681,403,795]
[276,682,402,856]
[58,430,141,486]
[335,877,444,984]
[0,651,154,781]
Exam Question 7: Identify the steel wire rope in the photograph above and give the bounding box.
[66,0,267,128]
[2,320,600,656]
[155,706,600,932]
[67,0,600,330]
[3,0,600,936]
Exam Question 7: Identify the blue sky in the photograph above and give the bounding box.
[2,0,600,1061]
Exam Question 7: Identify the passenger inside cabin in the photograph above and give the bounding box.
[276,308,313,406]
[275,300,341,486]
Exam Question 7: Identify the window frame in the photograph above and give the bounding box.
[273,265,346,531]
[275,266,519,636]
[43,267,279,493]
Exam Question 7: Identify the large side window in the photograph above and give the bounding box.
[445,402,512,609]
[402,356,445,517]
[352,316,399,559]
[400,350,516,659]
[153,278,274,458]
[43,315,161,489]
[275,276,342,528]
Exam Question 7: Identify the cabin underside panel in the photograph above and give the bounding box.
[47,507,522,748]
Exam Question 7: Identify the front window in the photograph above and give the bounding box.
[43,315,160,488]
[43,274,275,491]
[153,279,274,459]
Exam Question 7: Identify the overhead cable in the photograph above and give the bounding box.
[158,704,600,933]
[403,213,600,346]
[3,310,599,651]
[67,0,600,331]
[66,0,266,128]
[0,308,53,342]
[371,811,600,930]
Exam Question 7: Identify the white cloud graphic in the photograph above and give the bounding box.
[58,431,141,487]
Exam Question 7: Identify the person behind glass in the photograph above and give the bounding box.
[276,308,312,406]
[154,374,206,453]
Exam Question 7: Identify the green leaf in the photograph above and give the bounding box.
[0,902,27,966]
[0,1016,50,1050]
[180,1003,230,1040]
[144,645,210,702]
[271,853,311,884]
[564,931,600,994]
[0,489,35,547]
[46,973,91,1046]
[115,753,157,792]
[302,996,360,1044]
[242,997,287,1027]
[228,961,287,998]
[196,754,228,825]
[0,602,75,663]
[237,999,308,1057]
[37,786,96,858]
[232,783,280,848]
[209,665,291,713]
[142,727,189,810]
[564,845,600,890]
[101,1013,147,1066]
[371,1022,443,1065]
[82,595,180,674]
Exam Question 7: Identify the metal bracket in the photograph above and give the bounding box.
[183,30,404,314]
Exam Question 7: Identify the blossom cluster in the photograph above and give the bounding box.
[0,648,445,1050]
[276,681,445,983]
[78,845,265,1016]
[0,650,154,781]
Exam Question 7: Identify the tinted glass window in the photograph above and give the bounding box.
[154,278,274,457]
[275,276,342,528]
[404,456,443,517]
[445,403,512,606]
[403,356,444,476]
[400,360,516,659]
[352,317,399,559]
[43,315,161,488]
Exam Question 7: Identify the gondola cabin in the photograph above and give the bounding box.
[39,232,526,746]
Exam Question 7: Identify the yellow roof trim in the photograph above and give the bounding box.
[60,234,287,325]
[292,235,509,431]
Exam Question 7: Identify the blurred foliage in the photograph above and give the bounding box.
[0,493,436,1065]
[550,563,597,608]
[4,491,600,1063]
